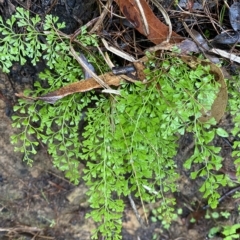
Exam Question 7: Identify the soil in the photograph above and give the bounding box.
[0,1,239,240]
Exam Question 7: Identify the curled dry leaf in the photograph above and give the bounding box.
[114,0,183,44]
[181,55,228,123]
[212,31,240,45]
[229,2,240,31]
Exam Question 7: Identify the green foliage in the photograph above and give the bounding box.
[0,7,98,73]
[228,75,240,181]
[151,205,179,229]
[222,224,240,240]
[209,223,240,240]
[219,3,227,26]
[4,7,240,240]
[205,210,231,220]
[0,8,42,70]
[208,226,221,238]
[5,7,100,184]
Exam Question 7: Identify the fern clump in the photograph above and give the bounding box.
[2,7,239,239]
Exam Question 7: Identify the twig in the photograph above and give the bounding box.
[135,0,149,35]
[150,0,172,42]
[70,44,111,89]
[210,48,240,64]
[70,17,99,41]
[128,194,145,226]
[101,38,136,62]
[90,0,114,33]
[203,186,240,209]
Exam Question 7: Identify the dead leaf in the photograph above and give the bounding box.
[36,73,126,104]
[114,0,183,44]
[229,2,240,31]
[181,55,228,123]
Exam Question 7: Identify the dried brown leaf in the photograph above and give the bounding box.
[37,73,125,104]
[114,0,183,44]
